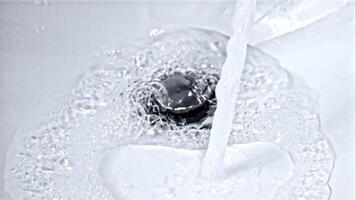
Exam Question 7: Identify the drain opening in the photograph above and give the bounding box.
[138,71,219,125]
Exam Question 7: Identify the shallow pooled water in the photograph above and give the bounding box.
[4,29,335,200]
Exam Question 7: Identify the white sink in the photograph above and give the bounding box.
[0,1,354,199]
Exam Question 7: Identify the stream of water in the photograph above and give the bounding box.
[202,0,256,179]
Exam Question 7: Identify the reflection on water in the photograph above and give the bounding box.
[4,29,335,200]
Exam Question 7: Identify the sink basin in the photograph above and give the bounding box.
[0,1,354,200]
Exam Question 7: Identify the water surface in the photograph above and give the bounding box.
[4,29,335,200]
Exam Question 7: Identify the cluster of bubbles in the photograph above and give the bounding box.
[4,29,335,200]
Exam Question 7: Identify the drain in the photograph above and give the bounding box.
[142,71,218,125]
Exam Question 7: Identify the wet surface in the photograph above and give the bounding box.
[4,29,336,200]
[1,2,354,200]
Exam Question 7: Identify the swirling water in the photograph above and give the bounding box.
[4,29,335,200]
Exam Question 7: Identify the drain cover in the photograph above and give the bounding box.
[148,71,218,124]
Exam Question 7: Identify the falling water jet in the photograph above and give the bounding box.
[201,0,256,179]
